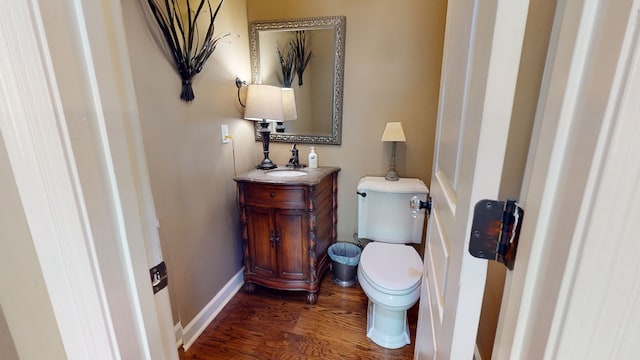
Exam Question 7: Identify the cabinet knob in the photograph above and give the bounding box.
[270,192,275,197]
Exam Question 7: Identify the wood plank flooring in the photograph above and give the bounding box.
[181,273,418,359]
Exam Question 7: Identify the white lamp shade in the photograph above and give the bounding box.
[381,122,406,142]
[281,88,298,121]
[244,84,285,121]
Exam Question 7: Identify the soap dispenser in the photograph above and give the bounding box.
[308,147,318,168]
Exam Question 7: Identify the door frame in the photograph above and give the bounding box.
[0,0,176,358]
[495,0,638,357]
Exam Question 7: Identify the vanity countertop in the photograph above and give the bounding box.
[234,166,341,185]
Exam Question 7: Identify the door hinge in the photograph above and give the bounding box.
[469,199,524,270]
[150,261,168,294]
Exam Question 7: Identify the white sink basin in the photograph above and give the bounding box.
[266,169,307,177]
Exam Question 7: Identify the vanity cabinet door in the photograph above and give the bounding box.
[245,206,277,278]
[274,209,309,281]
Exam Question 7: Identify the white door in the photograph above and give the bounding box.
[414,1,530,358]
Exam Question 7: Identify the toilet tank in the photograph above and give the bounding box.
[357,176,429,244]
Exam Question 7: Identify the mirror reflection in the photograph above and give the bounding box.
[249,16,346,145]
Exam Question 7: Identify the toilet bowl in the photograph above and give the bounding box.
[358,241,423,349]
[356,176,428,349]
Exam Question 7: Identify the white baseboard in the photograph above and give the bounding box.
[174,322,183,349]
[174,268,244,350]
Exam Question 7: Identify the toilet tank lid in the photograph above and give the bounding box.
[357,176,428,194]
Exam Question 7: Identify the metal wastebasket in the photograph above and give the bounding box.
[328,242,362,287]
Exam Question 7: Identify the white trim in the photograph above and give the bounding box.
[174,322,184,349]
[70,0,177,357]
[493,0,587,357]
[0,1,119,358]
[495,0,640,358]
[548,2,640,358]
[1,0,178,358]
[505,0,596,353]
[474,345,482,360]
[69,1,155,356]
[181,269,245,350]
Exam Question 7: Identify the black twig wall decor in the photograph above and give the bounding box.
[146,0,233,102]
[292,31,312,86]
[277,42,296,88]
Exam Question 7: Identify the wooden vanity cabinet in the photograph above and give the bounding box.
[234,167,339,304]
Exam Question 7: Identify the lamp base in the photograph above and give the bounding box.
[385,169,400,181]
[257,120,277,170]
[257,159,277,170]
[385,141,400,181]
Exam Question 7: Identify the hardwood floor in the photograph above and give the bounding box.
[180,273,418,359]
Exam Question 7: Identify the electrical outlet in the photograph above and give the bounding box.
[221,124,229,144]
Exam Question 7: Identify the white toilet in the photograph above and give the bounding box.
[356,176,428,349]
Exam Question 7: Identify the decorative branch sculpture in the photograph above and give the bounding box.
[277,42,296,88]
[292,31,313,86]
[146,0,233,102]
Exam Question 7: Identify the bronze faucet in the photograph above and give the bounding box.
[286,144,304,168]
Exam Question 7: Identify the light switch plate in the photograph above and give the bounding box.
[221,124,229,144]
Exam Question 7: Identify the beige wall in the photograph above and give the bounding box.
[0,137,66,360]
[0,308,19,360]
[121,0,255,324]
[122,0,446,327]
[247,0,446,242]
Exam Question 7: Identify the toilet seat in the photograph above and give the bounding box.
[359,242,423,293]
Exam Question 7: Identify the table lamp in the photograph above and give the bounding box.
[275,87,297,133]
[244,84,296,169]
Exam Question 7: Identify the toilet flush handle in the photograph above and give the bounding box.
[410,195,432,218]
